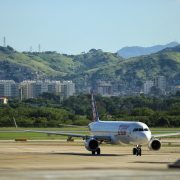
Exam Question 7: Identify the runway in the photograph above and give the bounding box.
[0,169,180,180]
[0,140,179,179]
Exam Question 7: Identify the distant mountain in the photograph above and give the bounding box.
[117,42,179,58]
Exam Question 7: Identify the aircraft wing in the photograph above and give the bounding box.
[2,128,112,142]
[9,118,112,142]
[20,130,112,143]
[25,130,112,141]
[153,132,180,138]
[23,129,89,139]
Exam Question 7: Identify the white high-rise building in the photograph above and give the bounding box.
[96,81,112,96]
[154,76,166,93]
[20,80,36,99]
[20,80,62,99]
[0,80,18,98]
[61,81,75,99]
[35,80,58,96]
[143,81,154,94]
[20,80,75,100]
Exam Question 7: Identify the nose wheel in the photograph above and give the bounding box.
[92,148,101,155]
[133,145,142,156]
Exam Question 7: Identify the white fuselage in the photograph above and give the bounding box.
[89,121,152,145]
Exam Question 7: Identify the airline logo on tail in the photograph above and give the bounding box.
[91,90,99,122]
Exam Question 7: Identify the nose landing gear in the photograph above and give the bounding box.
[92,148,101,155]
[133,145,142,156]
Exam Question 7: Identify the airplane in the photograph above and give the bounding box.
[12,91,180,156]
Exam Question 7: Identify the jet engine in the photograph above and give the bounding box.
[85,138,99,151]
[148,139,161,150]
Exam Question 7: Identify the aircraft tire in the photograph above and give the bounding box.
[136,148,141,156]
[92,151,96,155]
[133,148,137,155]
[96,148,101,155]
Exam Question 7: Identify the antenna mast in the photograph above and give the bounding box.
[3,36,6,47]
[38,44,41,52]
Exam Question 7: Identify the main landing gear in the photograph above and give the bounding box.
[133,145,142,156]
[92,148,101,155]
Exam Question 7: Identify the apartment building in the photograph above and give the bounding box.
[61,81,75,99]
[96,81,112,96]
[154,76,166,94]
[0,80,18,98]
[20,80,75,99]
[143,80,154,94]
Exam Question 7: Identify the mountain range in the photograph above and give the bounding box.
[117,42,179,58]
[0,44,180,91]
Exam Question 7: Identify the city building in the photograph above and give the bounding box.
[143,80,154,94]
[20,80,75,100]
[61,81,75,99]
[0,80,18,98]
[20,80,36,99]
[154,76,166,94]
[96,81,112,96]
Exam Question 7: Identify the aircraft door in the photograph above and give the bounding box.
[118,125,129,143]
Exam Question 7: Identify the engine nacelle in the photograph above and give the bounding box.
[85,138,99,151]
[148,139,161,151]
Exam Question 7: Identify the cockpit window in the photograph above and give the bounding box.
[144,128,149,131]
[133,128,138,132]
[133,128,149,132]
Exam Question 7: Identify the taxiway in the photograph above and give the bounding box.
[0,140,179,179]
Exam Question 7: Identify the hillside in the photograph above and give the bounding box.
[0,46,80,81]
[0,46,123,83]
[117,42,179,58]
[0,45,179,91]
[91,45,180,86]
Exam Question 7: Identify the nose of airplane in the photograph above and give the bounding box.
[138,132,151,144]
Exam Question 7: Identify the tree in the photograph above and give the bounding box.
[131,107,154,116]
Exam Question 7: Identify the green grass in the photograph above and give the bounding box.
[150,128,180,138]
[0,127,179,140]
[142,127,180,139]
[150,127,180,131]
[152,127,180,130]
[0,132,61,140]
[0,127,89,140]
[0,127,89,131]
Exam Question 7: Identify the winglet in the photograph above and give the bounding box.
[13,117,18,128]
[91,89,99,122]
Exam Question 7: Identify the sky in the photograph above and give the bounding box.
[0,0,180,54]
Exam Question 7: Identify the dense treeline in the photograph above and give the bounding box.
[0,92,179,127]
[62,93,180,127]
